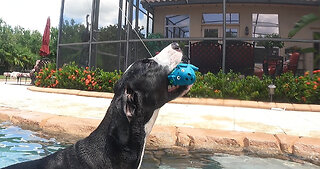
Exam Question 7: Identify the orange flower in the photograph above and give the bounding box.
[87,75,92,79]
[85,79,90,86]
[92,72,95,76]
[75,69,79,73]
[214,89,220,93]
[86,67,89,70]
[304,71,309,76]
[306,82,311,85]
[318,78,320,82]
[313,85,317,90]
[99,86,102,90]
[299,76,303,79]
[59,68,62,71]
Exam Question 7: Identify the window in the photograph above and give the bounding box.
[165,15,190,38]
[202,13,239,38]
[252,14,279,37]
[226,28,238,38]
[202,13,239,24]
[204,28,238,38]
[204,29,218,38]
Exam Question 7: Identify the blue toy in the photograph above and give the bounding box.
[168,63,199,86]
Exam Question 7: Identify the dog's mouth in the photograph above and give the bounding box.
[168,85,179,92]
[167,84,192,97]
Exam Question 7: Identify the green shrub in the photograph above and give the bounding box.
[35,62,122,92]
[35,63,320,104]
[187,71,272,101]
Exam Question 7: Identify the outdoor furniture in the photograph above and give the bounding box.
[3,72,31,84]
[282,52,300,75]
[254,52,300,78]
[190,41,222,74]
[226,42,254,75]
[30,58,51,85]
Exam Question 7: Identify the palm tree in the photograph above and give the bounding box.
[288,12,320,69]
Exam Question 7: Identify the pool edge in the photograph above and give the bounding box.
[0,106,319,166]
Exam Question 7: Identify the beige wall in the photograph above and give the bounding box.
[153,4,320,72]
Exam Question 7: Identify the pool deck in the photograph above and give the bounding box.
[0,81,320,166]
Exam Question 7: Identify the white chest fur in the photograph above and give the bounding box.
[137,108,160,169]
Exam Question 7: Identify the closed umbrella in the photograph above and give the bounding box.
[39,17,50,57]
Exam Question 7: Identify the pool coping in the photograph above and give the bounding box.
[28,86,320,112]
[0,86,315,165]
[0,106,319,166]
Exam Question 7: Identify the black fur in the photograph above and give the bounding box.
[3,49,189,169]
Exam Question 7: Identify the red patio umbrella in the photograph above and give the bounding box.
[39,17,50,57]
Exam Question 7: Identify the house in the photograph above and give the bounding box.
[141,0,320,73]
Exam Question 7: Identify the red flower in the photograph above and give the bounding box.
[318,78,320,82]
[306,82,311,85]
[301,96,306,103]
[99,86,102,90]
[109,80,112,83]
[75,69,79,73]
[86,67,89,70]
[87,75,92,79]
[313,85,317,90]
[59,68,62,71]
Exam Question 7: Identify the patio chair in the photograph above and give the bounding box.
[190,41,222,74]
[254,52,300,78]
[282,52,300,75]
[30,58,51,85]
[225,42,254,75]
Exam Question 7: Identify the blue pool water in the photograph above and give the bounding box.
[0,122,66,168]
[0,122,319,169]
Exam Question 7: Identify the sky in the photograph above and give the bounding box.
[0,0,120,34]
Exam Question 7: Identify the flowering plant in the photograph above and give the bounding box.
[35,62,122,92]
[35,62,320,104]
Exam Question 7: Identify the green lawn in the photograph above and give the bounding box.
[0,75,5,79]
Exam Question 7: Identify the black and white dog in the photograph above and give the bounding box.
[3,43,192,169]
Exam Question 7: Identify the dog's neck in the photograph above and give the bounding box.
[83,98,152,169]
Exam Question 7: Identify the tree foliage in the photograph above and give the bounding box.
[0,18,44,73]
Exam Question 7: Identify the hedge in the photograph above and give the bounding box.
[35,63,320,104]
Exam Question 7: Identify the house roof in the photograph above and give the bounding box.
[141,0,320,12]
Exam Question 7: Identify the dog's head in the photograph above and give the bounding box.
[110,43,191,143]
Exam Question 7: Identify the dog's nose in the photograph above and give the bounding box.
[171,42,180,51]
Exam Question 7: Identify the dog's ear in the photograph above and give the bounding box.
[112,86,137,145]
[123,86,137,123]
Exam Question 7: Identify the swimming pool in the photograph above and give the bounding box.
[1,122,319,169]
